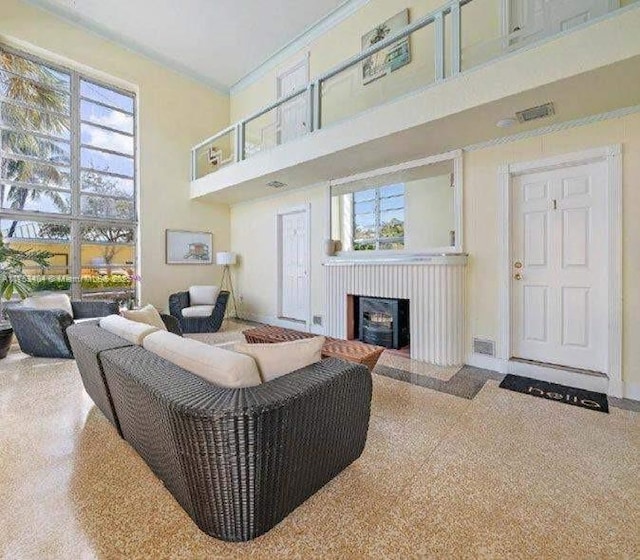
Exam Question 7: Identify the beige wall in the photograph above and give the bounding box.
[1,0,231,309]
[405,175,455,250]
[230,0,501,123]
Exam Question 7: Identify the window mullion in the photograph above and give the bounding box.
[70,71,82,300]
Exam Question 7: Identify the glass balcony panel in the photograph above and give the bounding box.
[194,127,236,179]
[244,90,308,159]
[460,0,503,71]
[321,22,435,129]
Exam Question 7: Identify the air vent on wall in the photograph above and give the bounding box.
[473,337,495,356]
[516,102,555,124]
[267,180,287,189]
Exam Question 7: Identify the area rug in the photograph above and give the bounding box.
[499,374,608,413]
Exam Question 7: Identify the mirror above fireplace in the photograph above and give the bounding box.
[329,150,463,256]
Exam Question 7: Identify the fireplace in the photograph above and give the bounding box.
[356,296,409,349]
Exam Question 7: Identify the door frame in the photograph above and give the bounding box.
[276,203,312,329]
[497,145,622,396]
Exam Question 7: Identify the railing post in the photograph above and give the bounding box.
[235,122,245,162]
[434,10,445,81]
[306,82,315,133]
[313,79,321,131]
[191,148,197,181]
[450,1,462,76]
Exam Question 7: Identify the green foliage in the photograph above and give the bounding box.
[0,232,52,302]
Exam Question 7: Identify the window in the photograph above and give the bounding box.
[0,45,137,303]
[353,183,405,250]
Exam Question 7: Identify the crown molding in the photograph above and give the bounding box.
[230,0,371,95]
[22,0,230,95]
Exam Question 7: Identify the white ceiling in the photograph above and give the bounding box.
[27,0,350,91]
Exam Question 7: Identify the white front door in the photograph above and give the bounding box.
[507,0,616,46]
[511,161,608,372]
[277,60,308,145]
[279,208,309,322]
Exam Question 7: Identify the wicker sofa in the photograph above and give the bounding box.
[66,322,372,541]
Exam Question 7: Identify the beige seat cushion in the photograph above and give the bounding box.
[122,304,167,330]
[182,305,215,318]
[99,315,159,345]
[189,285,219,306]
[235,336,325,382]
[143,331,261,388]
[22,293,74,318]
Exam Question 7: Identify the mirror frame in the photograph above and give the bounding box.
[325,150,463,258]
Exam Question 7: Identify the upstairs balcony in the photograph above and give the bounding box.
[191,0,640,204]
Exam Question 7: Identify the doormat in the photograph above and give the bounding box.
[499,375,608,413]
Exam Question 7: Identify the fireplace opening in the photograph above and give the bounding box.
[353,296,410,350]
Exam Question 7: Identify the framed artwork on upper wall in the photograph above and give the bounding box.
[361,9,411,85]
[165,230,213,264]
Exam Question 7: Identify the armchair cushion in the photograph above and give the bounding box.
[122,304,167,330]
[143,330,261,388]
[99,315,159,345]
[181,305,214,318]
[236,336,325,382]
[189,285,219,306]
[23,293,73,318]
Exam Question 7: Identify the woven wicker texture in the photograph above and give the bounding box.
[169,291,229,334]
[86,339,372,542]
[243,325,384,371]
[67,324,137,435]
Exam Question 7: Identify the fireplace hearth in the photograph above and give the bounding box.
[357,296,409,350]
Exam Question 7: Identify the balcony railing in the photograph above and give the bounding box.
[191,0,637,181]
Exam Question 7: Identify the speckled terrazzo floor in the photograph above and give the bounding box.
[1,345,639,559]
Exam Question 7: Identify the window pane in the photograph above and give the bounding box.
[0,52,70,88]
[354,241,376,251]
[80,224,135,244]
[0,156,70,188]
[1,105,71,139]
[354,199,375,214]
[379,183,404,197]
[1,185,70,213]
[80,100,133,134]
[81,147,134,177]
[81,194,134,220]
[80,80,133,113]
[380,196,404,211]
[1,129,70,165]
[81,171,134,198]
[354,189,376,203]
[379,241,404,250]
[81,122,133,155]
[1,218,70,242]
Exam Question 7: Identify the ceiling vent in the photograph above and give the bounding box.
[516,102,555,124]
[473,337,495,357]
[267,180,287,189]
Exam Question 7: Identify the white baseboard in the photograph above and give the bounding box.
[465,354,508,373]
[623,381,640,401]
[240,312,314,332]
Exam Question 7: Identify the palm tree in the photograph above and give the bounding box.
[0,50,70,235]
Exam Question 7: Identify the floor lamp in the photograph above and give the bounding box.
[216,252,238,319]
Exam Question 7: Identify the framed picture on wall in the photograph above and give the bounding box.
[165,230,213,264]
[361,10,411,85]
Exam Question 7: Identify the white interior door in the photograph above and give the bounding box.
[507,0,616,46]
[277,60,308,145]
[279,208,309,322]
[511,161,608,372]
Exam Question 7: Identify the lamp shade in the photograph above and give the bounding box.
[216,251,237,266]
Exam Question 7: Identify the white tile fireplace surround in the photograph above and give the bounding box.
[323,255,467,366]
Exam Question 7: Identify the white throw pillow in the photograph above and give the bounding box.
[22,293,74,318]
[182,305,214,318]
[99,315,159,345]
[122,304,167,330]
[189,285,219,306]
[143,330,261,388]
[235,336,325,382]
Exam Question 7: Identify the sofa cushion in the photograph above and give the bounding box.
[99,315,159,345]
[143,330,261,388]
[122,304,167,330]
[189,285,219,306]
[235,336,325,382]
[22,293,74,318]
[182,305,215,318]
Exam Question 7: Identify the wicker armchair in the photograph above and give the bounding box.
[169,290,229,333]
[6,300,119,358]
[67,323,372,541]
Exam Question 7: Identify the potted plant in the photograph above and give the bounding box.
[0,233,52,358]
